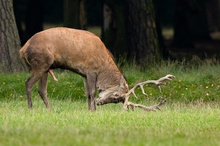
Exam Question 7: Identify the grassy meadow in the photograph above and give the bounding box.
[0,60,220,146]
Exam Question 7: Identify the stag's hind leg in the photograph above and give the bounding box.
[24,46,54,109]
[38,72,51,109]
[25,71,44,109]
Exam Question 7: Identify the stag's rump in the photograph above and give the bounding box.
[19,40,54,71]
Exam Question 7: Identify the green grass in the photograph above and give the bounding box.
[0,100,219,146]
[0,61,220,146]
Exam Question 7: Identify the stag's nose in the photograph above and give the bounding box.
[96,101,104,106]
[96,98,103,106]
[97,102,101,106]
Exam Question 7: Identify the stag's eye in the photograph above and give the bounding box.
[113,93,119,97]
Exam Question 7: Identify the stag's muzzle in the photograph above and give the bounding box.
[96,97,124,106]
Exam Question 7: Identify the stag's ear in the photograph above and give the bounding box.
[119,75,128,91]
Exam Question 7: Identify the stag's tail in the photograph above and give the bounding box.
[19,41,32,67]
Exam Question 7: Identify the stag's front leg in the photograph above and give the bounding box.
[85,74,97,111]
[38,72,51,109]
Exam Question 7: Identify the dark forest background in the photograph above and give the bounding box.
[1,0,220,72]
[14,0,220,59]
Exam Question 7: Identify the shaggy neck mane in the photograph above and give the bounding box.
[96,59,122,91]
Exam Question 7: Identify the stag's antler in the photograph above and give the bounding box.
[123,74,175,111]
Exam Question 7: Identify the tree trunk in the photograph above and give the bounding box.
[206,0,220,32]
[79,0,87,29]
[63,0,87,29]
[172,0,210,48]
[25,0,43,39]
[13,0,25,45]
[64,0,79,28]
[153,0,169,59]
[101,0,127,58]
[125,0,162,65]
[0,0,26,72]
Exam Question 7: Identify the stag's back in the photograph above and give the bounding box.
[20,27,119,76]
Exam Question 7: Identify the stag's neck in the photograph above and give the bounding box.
[96,66,122,91]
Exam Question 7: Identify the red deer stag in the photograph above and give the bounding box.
[20,27,175,111]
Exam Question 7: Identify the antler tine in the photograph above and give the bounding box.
[157,85,162,94]
[158,74,175,82]
[126,83,145,99]
[157,75,175,93]
[126,80,154,99]
[140,84,148,96]
[130,89,139,99]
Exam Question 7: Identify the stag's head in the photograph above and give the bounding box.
[96,74,175,111]
[96,76,129,105]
